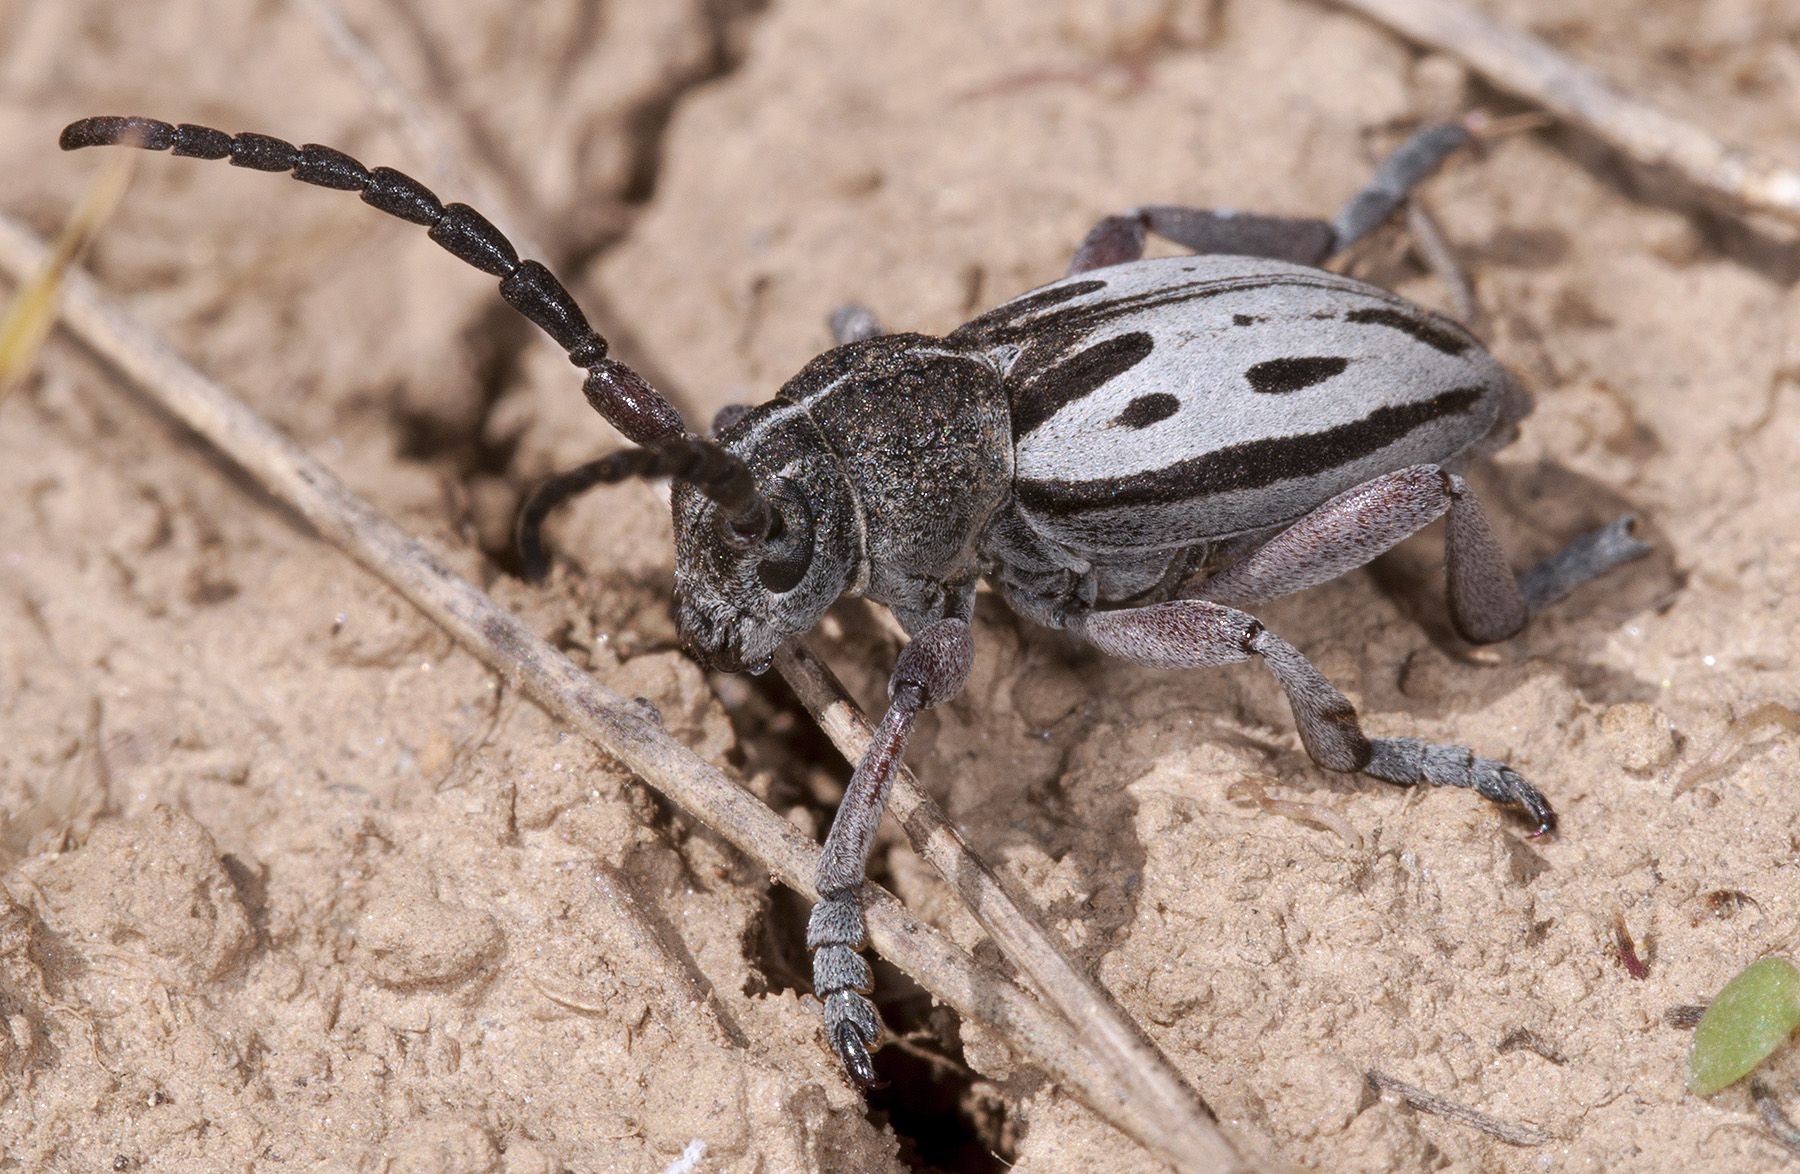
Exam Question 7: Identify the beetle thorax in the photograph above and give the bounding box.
[673,336,1015,668]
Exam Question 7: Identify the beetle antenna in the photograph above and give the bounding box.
[515,435,772,582]
[59,115,685,446]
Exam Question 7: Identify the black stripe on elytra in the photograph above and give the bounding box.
[1016,386,1485,514]
[1245,356,1349,395]
[954,271,1357,349]
[1113,393,1179,428]
[1344,306,1470,355]
[1012,331,1155,437]
[954,278,1107,336]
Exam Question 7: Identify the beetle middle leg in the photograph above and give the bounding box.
[807,617,973,1086]
[1068,122,1472,275]
[1193,464,1648,645]
[1071,599,1555,831]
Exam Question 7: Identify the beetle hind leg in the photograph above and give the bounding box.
[1329,123,1471,254]
[1194,464,1649,645]
[828,303,885,345]
[1072,600,1554,831]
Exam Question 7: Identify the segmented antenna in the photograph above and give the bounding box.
[515,435,774,582]
[59,114,684,445]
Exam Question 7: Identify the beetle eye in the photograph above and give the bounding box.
[756,480,814,594]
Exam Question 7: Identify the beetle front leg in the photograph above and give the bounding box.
[807,618,973,1086]
[1072,600,1554,832]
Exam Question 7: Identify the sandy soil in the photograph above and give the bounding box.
[2,0,1800,1170]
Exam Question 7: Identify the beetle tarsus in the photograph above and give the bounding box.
[832,1019,882,1089]
[1366,738,1555,834]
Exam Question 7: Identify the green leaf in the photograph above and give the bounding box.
[1690,958,1800,1095]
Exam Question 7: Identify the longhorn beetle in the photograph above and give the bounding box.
[62,115,1650,1088]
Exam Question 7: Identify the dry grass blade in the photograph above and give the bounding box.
[1671,702,1800,796]
[0,209,1247,1174]
[1367,1070,1554,1146]
[1336,0,1800,228]
[0,150,134,401]
[774,641,1227,1167]
[1225,776,1365,850]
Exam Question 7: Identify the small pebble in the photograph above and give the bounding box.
[1600,702,1676,773]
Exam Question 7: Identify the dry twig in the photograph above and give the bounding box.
[1367,1070,1554,1146]
[1336,0,1800,228]
[0,210,1245,1174]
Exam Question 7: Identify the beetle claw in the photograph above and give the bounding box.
[1492,763,1556,836]
[832,1020,883,1089]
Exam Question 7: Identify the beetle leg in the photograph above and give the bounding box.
[1198,466,1463,608]
[807,618,973,1087]
[708,403,754,437]
[1195,464,1646,645]
[1516,514,1650,614]
[828,303,885,345]
[1069,121,1475,275]
[1072,600,1554,831]
[1068,214,1149,273]
[1329,123,1470,255]
[1068,209,1335,274]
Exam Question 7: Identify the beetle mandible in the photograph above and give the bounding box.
[61,115,1650,1088]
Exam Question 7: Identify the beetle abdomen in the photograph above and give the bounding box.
[957,256,1517,553]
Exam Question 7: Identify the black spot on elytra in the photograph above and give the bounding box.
[1113,392,1179,428]
[1018,387,1486,512]
[1344,307,1471,355]
[1012,331,1155,436]
[1245,355,1349,395]
[1232,314,1263,326]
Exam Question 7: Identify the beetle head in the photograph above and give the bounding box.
[672,406,861,673]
